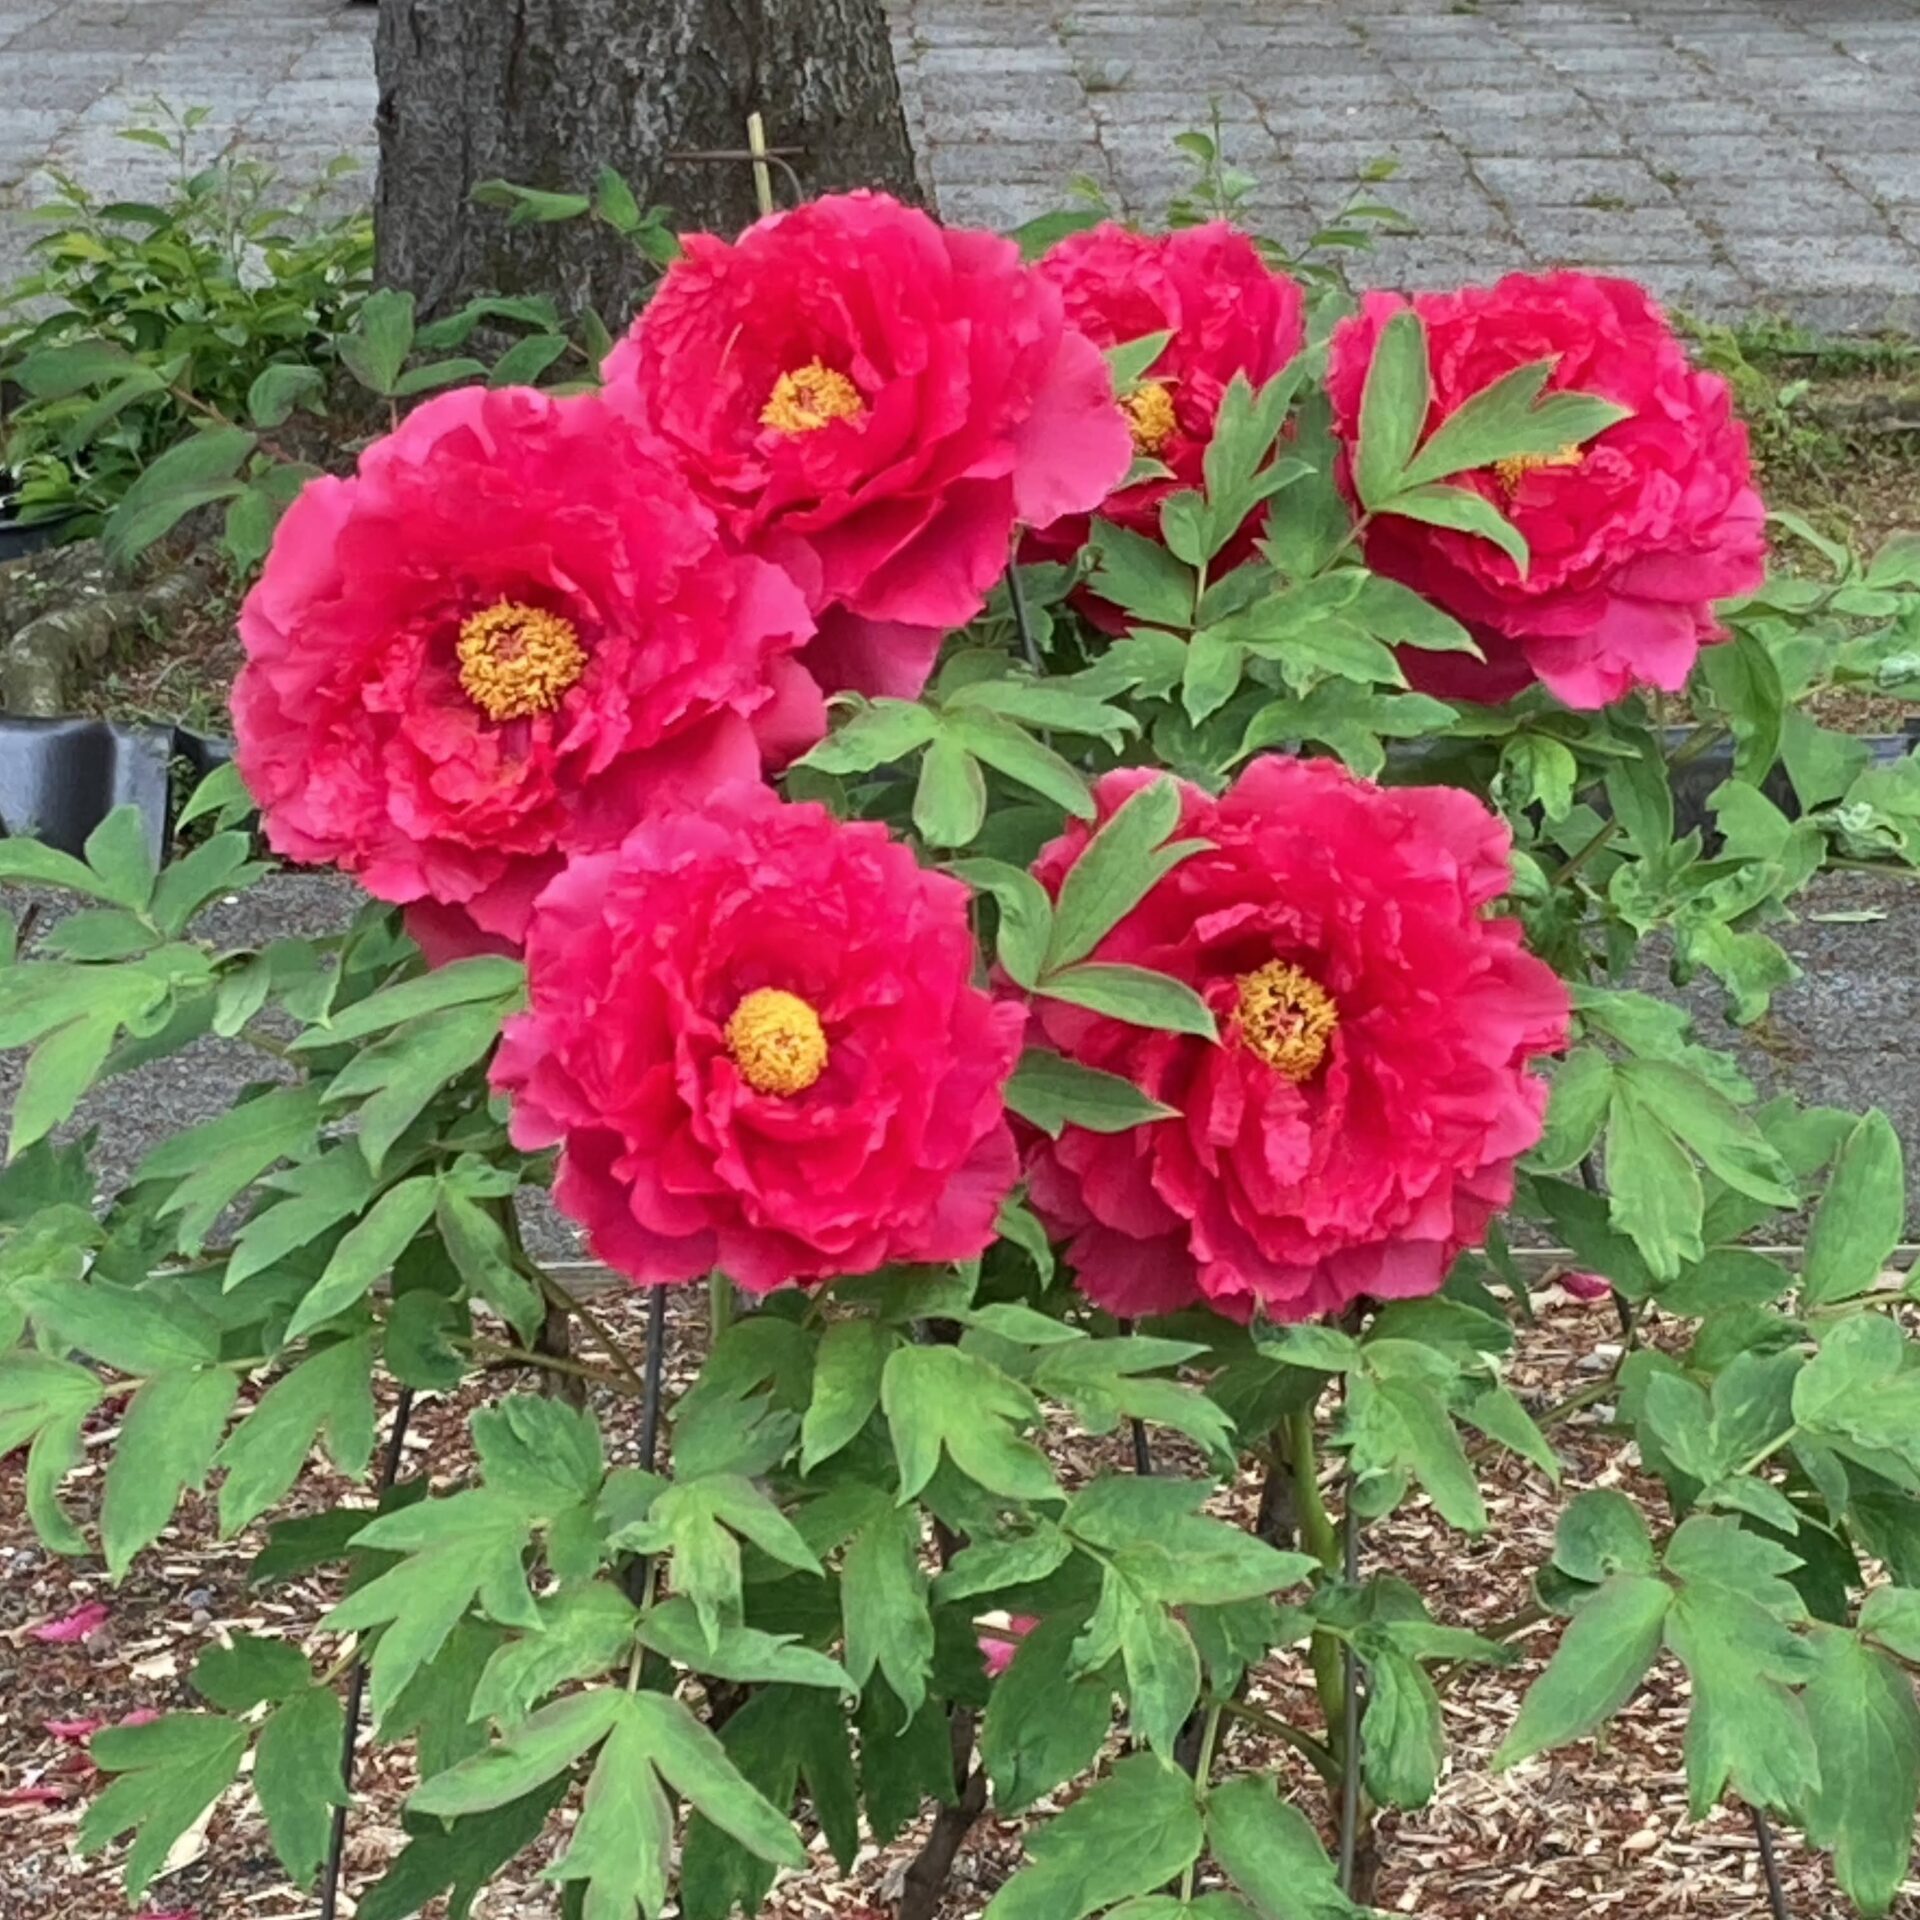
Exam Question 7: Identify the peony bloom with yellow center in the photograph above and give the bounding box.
[725,987,829,1096]
[1493,443,1584,494]
[1022,757,1569,1327]
[490,788,1026,1294]
[760,359,865,435]
[455,600,587,722]
[1234,959,1338,1082]
[1120,380,1178,455]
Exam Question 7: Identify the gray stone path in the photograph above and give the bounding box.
[7,0,1920,331]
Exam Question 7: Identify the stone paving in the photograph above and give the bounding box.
[6,0,1920,330]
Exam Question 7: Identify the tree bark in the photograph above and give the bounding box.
[374,0,921,324]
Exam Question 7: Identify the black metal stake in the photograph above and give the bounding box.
[639,1285,667,1472]
[318,1388,415,1920]
[1753,1804,1792,1920]
[620,1286,673,1607]
[1337,1485,1363,1898]
[1115,1318,1153,1474]
[1005,555,1044,676]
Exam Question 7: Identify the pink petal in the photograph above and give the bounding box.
[31,1601,109,1643]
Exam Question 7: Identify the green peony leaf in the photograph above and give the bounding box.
[1493,1573,1671,1769]
[984,1752,1203,1920]
[79,1712,249,1898]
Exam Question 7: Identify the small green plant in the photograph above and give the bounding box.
[1,106,672,575]
[0,102,373,533]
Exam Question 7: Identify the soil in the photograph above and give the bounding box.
[2,1282,1911,1920]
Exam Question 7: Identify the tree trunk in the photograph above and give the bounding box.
[373,0,920,325]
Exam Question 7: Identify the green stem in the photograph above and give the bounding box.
[1284,1404,1348,1757]
[1179,1703,1226,1902]
[1213,1696,1340,1785]
[1737,1423,1800,1477]
[708,1270,735,1345]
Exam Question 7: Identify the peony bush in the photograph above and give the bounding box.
[5,181,1920,1920]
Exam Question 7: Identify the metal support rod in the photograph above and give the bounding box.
[1753,1804,1792,1920]
[318,1388,416,1920]
[1337,1485,1362,1897]
[1005,553,1044,675]
[639,1285,668,1472]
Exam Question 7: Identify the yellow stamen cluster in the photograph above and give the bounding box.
[726,987,829,1096]
[1234,960,1339,1082]
[1121,380,1178,455]
[455,601,586,723]
[760,359,865,435]
[1493,443,1584,493]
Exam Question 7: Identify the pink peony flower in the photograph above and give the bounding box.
[31,1600,109,1643]
[601,190,1133,701]
[1326,272,1765,709]
[234,385,818,956]
[1030,221,1306,574]
[978,1613,1040,1679]
[491,789,1025,1293]
[1023,759,1568,1323]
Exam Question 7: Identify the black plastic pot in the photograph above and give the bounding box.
[0,717,233,861]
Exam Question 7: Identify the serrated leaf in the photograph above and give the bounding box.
[256,1684,349,1887]
[330,1491,541,1722]
[882,1343,1056,1503]
[102,1365,240,1578]
[469,1584,638,1727]
[411,1688,625,1818]
[841,1499,934,1717]
[1492,1573,1671,1768]
[193,1632,312,1711]
[1803,1111,1904,1306]
[801,1318,891,1471]
[79,1712,248,1898]
[1805,1634,1920,1915]
[286,1176,437,1340]
[1207,1774,1371,1920]
[984,1752,1203,1920]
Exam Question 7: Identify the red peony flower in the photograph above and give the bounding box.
[1023,758,1567,1323]
[491,789,1025,1293]
[1326,272,1765,709]
[1030,221,1305,571]
[234,386,818,957]
[601,191,1133,701]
